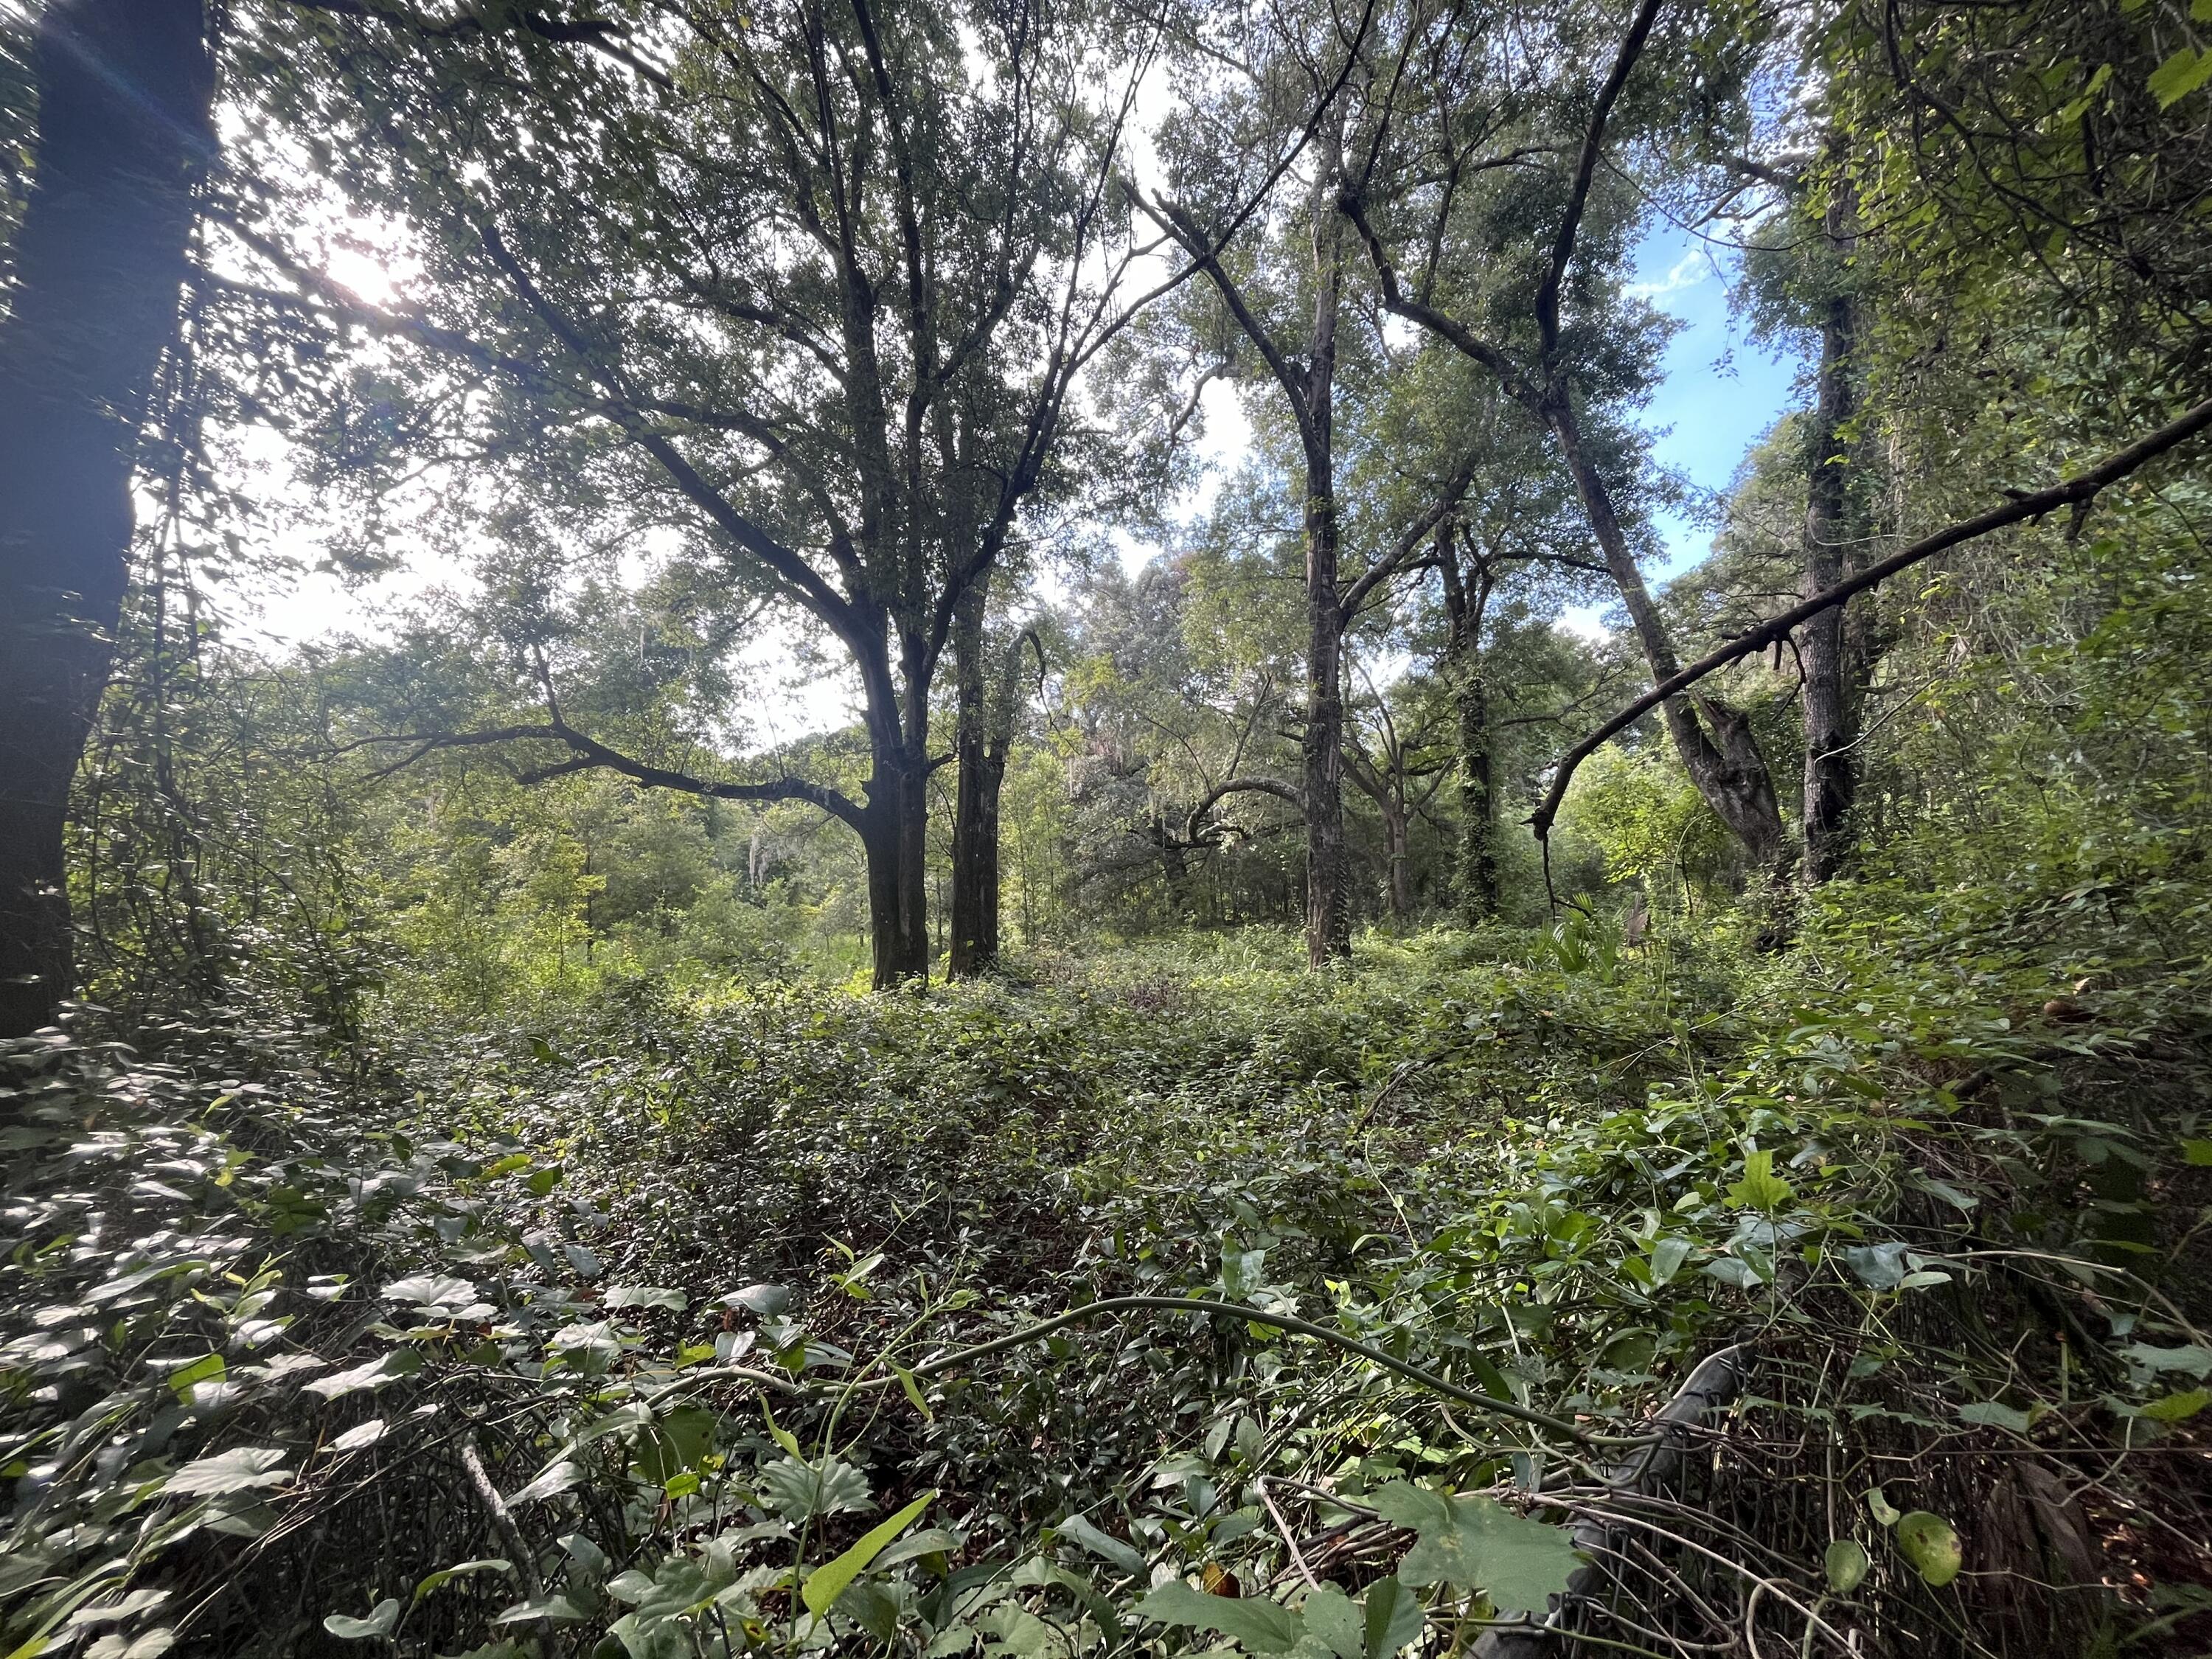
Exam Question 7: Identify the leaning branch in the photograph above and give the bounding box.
[344,716,869,830]
[1529,394,2212,840]
[1186,776,1307,845]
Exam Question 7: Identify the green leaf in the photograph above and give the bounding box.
[1360,1577,1425,1658]
[382,1274,479,1309]
[1300,1587,1363,1659]
[1865,1487,1899,1527]
[2150,47,2212,106]
[891,1359,933,1421]
[1135,1579,1300,1654]
[411,1559,512,1606]
[634,1406,717,1484]
[2140,1388,2211,1423]
[1648,1237,1692,1287]
[801,1489,936,1618]
[1726,1148,1793,1212]
[1054,1513,1146,1576]
[305,1349,423,1399]
[1824,1540,1869,1594]
[2180,1139,2212,1167]
[167,1447,291,1497]
[1367,1483,1579,1613]
[1955,1400,2032,1433]
[323,1599,400,1640]
[601,1287,686,1311]
[1894,1512,1961,1587]
[759,1453,872,1520]
[167,1353,226,1402]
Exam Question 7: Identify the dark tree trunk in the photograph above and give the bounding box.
[1441,549,1498,923]
[860,758,931,988]
[1382,803,1410,919]
[1801,173,1863,883]
[1455,658,1498,923]
[1303,487,1349,966]
[0,0,212,1039]
[947,586,1002,978]
[1546,398,1787,868]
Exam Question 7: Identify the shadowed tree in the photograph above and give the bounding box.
[0,0,214,1037]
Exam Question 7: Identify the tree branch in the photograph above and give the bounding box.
[1528,394,2212,840]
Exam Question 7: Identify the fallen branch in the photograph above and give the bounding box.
[1529,394,2212,841]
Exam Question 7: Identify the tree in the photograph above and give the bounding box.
[1343,0,1794,869]
[0,0,214,1038]
[227,0,1144,986]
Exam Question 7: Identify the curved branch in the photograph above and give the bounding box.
[344,717,869,830]
[1529,394,2212,840]
[1186,776,1306,845]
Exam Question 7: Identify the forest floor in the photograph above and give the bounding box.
[7,905,2212,1655]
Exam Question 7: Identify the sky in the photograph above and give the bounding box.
[232,216,1803,730]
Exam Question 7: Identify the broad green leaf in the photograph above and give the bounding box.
[382,1275,478,1309]
[1824,1540,1869,1593]
[634,1406,717,1484]
[305,1349,423,1400]
[167,1354,225,1402]
[2150,46,2212,106]
[1649,1237,1692,1287]
[2179,1139,2212,1167]
[322,1599,400,1640]
[1054,1513,1146,1576]
[412,1559,512,1605]
[758,1453,872,1520]
[601,1286,686,1311]
[1726,1148,1793,1212]
[1955,1400,2031,1433]
[167,1447,291,1497]
[2140,1387,2210,1422]
[1299,1587,1363,1659]
[1367,1483,1579,1613]
[1360,1576,1425,1658]
[801,1489,935,1616]
[1894,1512,1961,1587]
[1865,1487,1899,1527]
[1135,1579,1300,1653]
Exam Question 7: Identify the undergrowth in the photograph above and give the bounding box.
[4,885,2211,1658]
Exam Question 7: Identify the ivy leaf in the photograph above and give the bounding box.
[382,1274,478,1310]
[1135,1579,1300,1653]
[167,1447,291,1497]
[322,1598,400,1640]
[411,1559,512,1606]
[305,1349,423,1399]
[1367,1482,1580,1613]
[1360,1576,1426,1658]
[1648,1237,1692,1287]
[1894,1512,1962,1587]
[600,1286,686,1311]
[1726,1148,1793,1212]
[758,1453,872,1520]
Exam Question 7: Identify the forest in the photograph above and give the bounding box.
[4,0,2212,1653]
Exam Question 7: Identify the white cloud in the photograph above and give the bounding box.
[1625,247,1712,305]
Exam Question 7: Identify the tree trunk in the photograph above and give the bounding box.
[1383,802,1411,920]
[860,760,931,987]
[1545,397,1787,868]
[0,0,212,1039]
[1303,491,1350,966]
[1801,172,1863,884]
[1454,651,1498,923]
[947,585,998,977]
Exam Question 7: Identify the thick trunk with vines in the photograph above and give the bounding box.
[1301,165,1351,970]
[947,582,1004,978]
[1801,172,1863,884]
[0,0,212,1039]
[1441,550,1498,923]
[1546,397,1787,868]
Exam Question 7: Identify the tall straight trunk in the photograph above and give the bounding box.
[1545,398,1787,868]
[0,0,212,1039]
[860,757,931,987]
[1454,655,1497,923]
[947,583,1000,977]
[1303,490,1349,965]
[1382,802,1411,919]
[1301,164,1350,970]
[1801,172,1863,883]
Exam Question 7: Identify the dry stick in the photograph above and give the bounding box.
[459,1433,549,1604]
[1528,394,2212,843]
